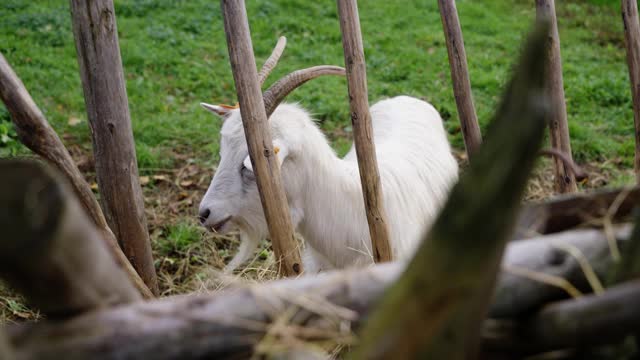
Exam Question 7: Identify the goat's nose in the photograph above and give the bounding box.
[199,208,211,225]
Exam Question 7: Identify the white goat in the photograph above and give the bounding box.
[198,37,458,273]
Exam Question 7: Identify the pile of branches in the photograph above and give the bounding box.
[0,18,639,360]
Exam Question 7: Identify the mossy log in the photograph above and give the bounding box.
[0,159,140,318]
[518,185,640,237]
[484,279,640,355]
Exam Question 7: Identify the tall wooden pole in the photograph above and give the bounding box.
[622,0,640,184]
[70,0,158,294]
[337,0,392,263]
[220,0,302,276]
[438,0,482,158]
[536,0,578,193]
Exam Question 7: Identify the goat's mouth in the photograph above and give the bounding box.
[209,216,232,233]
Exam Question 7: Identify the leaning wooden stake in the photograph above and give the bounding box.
[0,159,141,318]
[536,0,578,193]
[0,53,153,299]
[70,0,158,295]
[438,0,482,157]
[352,22,551,360]
[622,0,640,184]
[220,0,302,276]
[337,0,392,263]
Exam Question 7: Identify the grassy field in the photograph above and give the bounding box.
[0,0,635,322]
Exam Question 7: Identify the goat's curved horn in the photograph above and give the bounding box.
[263,65,346,117]
[258,36,287,86]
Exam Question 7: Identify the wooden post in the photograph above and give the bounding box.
[220,0,302,276]
[0,160,141,318]
[337,0,393,263]
[70,0,158,294]
[438,0,482,157]
[536,0,578,193]
[0,53,153,299]
[622,0,640,184]
[352,23,551,359]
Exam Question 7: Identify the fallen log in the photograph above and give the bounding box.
[516,185,640,238]
[616,211,640,282]
[3,224,631,359]
[0,159,140,318]
[492,225,630,317]
[0,53,153,299]
[0,328,12,360]
[484,280,640,355]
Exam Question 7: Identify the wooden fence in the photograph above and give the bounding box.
[1,0,639,359]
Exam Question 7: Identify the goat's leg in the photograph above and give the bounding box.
[224,230,261,273]
[301,244,334,274]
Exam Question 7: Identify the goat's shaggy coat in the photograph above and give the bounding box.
[199,96,458,273]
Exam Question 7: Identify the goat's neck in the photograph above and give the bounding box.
[294,139,365,257]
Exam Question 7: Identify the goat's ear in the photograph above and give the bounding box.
[242,140,289,173]
[200,102,236,118]
[242,154,254,172]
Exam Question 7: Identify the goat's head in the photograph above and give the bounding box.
[198,36,345,237]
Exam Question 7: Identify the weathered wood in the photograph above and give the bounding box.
[622,0,640,183]
[520,185,640,236]
[220,0,302,276]
[438,0,482,157]
[4,224,632,359]
[0,52,153,299]
[0,159,140,318]
[610,209,640,283]
[485,280,640,354]
[0,328,12,360]
[70,0,158,295]
[337,0,392,263]
[493,224,631,317]
[352,22,550,360]
[536,0,578,193]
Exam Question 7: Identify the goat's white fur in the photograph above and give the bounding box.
[199,95,458,273]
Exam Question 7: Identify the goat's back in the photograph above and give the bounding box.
[343,95,458,259]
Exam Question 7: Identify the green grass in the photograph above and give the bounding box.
[0,0,634,172]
